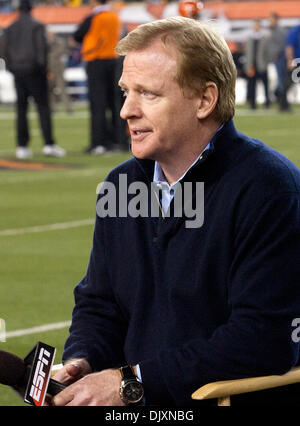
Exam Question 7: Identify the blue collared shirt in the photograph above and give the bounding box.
[153,146,209,214]
[153,126,223,214]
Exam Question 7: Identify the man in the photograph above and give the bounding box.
[3,0,65,159]
[244,19,270,109]
[47,31,73,114]
[285,23,300,73]
[284,23,300,110]
[73,0,128,154]
[53,17,300,406]
[265,13,287,110]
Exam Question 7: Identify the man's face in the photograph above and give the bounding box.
[119,40,201,165]
[269,15,277,28]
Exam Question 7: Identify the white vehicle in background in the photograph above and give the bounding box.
[0,57,16,103]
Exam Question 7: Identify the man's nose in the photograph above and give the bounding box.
[120,94,142,120]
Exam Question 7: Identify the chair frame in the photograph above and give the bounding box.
[192,366,300,406]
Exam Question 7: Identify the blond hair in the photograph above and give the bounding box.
[116,17,236,123]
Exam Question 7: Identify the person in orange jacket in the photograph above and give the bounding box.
[73,0,128,154]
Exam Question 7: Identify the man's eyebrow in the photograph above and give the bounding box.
[118,81,145,90]
[119,81,162,93]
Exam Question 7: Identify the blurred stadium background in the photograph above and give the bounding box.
[0,0,300,406]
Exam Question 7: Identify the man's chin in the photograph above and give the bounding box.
[130,145,154,161]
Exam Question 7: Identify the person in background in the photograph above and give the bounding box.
[73,0,128,155]
[285,23,300,73]
[244,19,270,109]
[232,41,247,80]
[265,12,288,110]
[47,31,73,114]
[284,23,300,111]
[2,0,65,159]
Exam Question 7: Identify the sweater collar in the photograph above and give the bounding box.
[134,119,239,183]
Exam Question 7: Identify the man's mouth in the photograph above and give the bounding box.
[130,129,152,139]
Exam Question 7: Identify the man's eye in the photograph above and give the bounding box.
[141,90,155,99]
[121,89,129,97]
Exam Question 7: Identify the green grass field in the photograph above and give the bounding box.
[0,102,299,405]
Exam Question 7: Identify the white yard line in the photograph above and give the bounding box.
[5,321,71,339]
[0,168,107,188]
[0,218,94,237]
[0,168,101,185]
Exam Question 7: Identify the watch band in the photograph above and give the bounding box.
[120,365,136,380]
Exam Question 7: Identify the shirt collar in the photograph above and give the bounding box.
[92,4,111,14]
[153,124,224,187]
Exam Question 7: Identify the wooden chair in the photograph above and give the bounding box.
[192,366,300,406]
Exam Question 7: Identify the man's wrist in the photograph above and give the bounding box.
[119,365,144,405]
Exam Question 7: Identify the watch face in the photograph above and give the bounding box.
[123,381,144,403]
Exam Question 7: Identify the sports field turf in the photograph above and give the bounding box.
[0,102,299,405]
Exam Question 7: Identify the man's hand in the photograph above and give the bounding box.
[247,66,255,78]
[285,46,295,71]
[52,368,125,406]
[52,358,92,385]
[44,358,92,406]
[287,59,296,72]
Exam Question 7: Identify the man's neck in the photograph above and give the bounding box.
[158,121,221,185]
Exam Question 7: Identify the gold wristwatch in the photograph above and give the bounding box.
[119,365,144,405]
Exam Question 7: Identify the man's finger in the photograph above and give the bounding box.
[52,363,82,385]
[52,388,75,406]
[65,363,82,378]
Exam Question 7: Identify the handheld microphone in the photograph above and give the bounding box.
[0,342,66,406]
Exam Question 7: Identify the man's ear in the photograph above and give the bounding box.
[196,82,219,119]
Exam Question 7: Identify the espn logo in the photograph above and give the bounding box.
[24,342,55,406]
[0,319,5,342]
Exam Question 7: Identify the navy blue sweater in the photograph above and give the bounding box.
[63,120,300,405]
